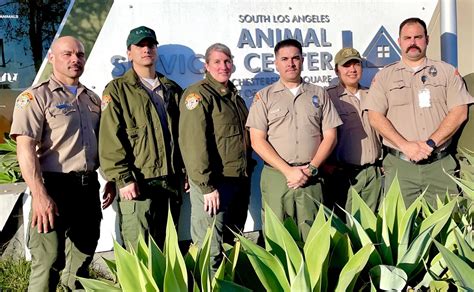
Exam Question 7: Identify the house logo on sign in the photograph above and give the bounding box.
[362,26,401,68]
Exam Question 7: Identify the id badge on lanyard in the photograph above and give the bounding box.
[418,87,431,108]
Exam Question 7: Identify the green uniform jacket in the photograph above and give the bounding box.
[179,73,250,194]
[99,69,183,188]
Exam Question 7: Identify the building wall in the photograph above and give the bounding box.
[427,0,474,76]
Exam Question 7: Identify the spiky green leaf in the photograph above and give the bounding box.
[369,265,407,290]
[335,244,374,292]
[434,241,474,290]
[235,233,290,291]
[264,202,302,281]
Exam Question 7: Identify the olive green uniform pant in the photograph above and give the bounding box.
[261,165,323,241]
[458,154,474,182]
[323,165,382,217]
[189,177,250,273]
[118,176,181,250]
[383,154,458,207]
[28,172,101,292]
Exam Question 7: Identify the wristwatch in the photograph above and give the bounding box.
[308,164,318,177]
[426,139,437,150]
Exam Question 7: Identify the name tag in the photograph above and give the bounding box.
[418,88,431,108]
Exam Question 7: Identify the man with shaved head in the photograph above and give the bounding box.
[10,36,115,291]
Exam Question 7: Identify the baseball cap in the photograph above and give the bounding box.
[126,26,158,47]
[334,47,362,66]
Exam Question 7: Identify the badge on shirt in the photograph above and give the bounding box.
[15,92,34,109]
[185,93,202,110]
[312,95,319,108]
[428,66,437,77]
[101,95,112,111]
[56,103,74,110]
[418,88,431,108]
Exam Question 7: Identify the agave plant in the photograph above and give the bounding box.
[78,209,250,291]
[0,134,22,183]
[234,202,374,292]
[338,175,459,290]
[234,176,459,291]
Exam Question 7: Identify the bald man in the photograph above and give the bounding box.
[10,36,115,291]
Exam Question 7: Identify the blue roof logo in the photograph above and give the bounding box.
[362,26,401,68]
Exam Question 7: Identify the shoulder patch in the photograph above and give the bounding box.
[252,92,261,105]
[15,92,34,109]
[101,95,112,111]
[371,77,376,85]
[185,93,202,110]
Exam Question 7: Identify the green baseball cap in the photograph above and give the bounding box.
[334,47,362,66]
[126,26,158,47]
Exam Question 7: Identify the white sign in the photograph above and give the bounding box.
[80,0,437,247]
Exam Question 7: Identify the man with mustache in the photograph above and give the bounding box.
[99,26,184,250]
[246,39,342,240]
[10,36,115,291]
[362,18,473,206]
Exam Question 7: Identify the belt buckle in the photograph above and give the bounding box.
[80,173,90,186]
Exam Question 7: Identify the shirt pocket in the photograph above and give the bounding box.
[214,123,243,162]
[268,107,289,126]
[47,106,76,129]
[302,103,321,134]
[88,104,101,129]
[125,125,151,167]
[423,79,447,104]
[388,82,411,106]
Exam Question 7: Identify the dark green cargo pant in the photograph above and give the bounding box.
[383,153,458,207]
[323,165,382,217]
[189,177,250,273]
[260,165,323,241]
[28,172,101,292]
[118,176,181,250]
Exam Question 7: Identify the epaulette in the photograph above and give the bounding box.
[383,61,399,68]
[325,84,338,91]
[31,79,50,89]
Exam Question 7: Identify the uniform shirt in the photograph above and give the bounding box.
[457,74,474,153]
[140,77,172,160]
[10,75,100,173]
[246,80,342,164]
[179,73,250,194]
[326,84,381,165]
[362,58,473,151]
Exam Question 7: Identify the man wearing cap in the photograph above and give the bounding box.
[362,18,473,207]
[324,48,382,213]
[99,26,184,249]
[246,39,342,240]
[11,36,115,291]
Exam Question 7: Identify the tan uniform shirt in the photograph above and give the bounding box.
[246,80,342,164]
[362,58,474,151]
[327,84,381,165]
[10,75,101,173]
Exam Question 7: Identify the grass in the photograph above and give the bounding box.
[0,257,30,291]
[0,256,113,291]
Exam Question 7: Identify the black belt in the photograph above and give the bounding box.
[387,148,449,165]
[340,162,377,172]
[43,171,97,186]
[264,162,309,168]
